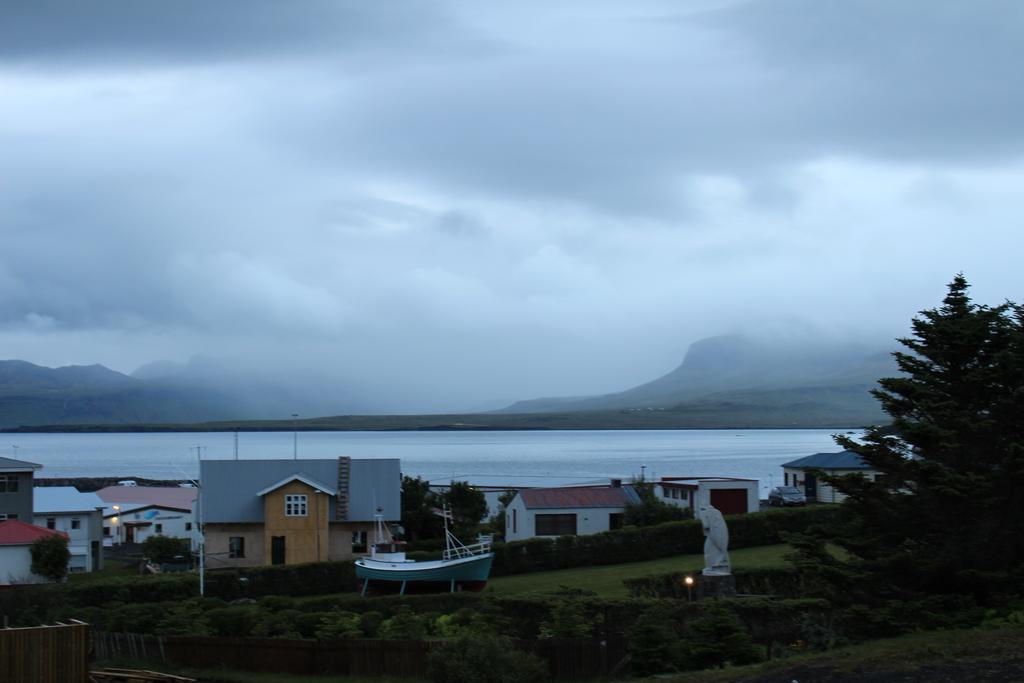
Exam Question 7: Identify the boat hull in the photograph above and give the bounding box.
[355,553,494,594]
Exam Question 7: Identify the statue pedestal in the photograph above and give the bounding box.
[698,573,736,600]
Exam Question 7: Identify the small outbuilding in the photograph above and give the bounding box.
[0,519,68,585]
[504,482,641,542]
[655,477,759,515]
[781,450,880,504]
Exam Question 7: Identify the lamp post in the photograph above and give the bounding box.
[684,575,694,602]
[292,414,298,460]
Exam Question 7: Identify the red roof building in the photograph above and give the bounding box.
[0,519,68,545]
[94,485,198,510]
[519,485,641,510]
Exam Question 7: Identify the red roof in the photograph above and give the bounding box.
[94,485,197,509]
[520,485,640,510]
[0,520,68,545]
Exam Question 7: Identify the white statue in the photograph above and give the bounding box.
[699,504,731,576]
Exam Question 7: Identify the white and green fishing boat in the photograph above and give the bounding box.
[355,507,493,595]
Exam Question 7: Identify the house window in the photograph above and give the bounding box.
[663,488,671,498]
[103,526,110,536]
[46,517,56,529]
[185,522,192,531]
[0,475,18,493]
[155,524,163,534]
[784,472,789,486]
[71,518,81,530]
[0,513,14,520]
[609,513,624,530]
[228,536,245,558]
[285,494,308,517]
[535,513,577,536]
[352,531,367,552]
[512,508,517,534]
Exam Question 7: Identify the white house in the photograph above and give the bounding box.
[781,450,881,504]
[95,485,200,549]
[655,477,760,515]
[32,487,105,573]
[102,503,199,548]
[0,519,68,585]
[504,482,642,542]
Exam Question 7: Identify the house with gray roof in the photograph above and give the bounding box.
[781,450,879,504]
[504,480,642,542]
[33,487,105,572]
[0,456,42,523]
[199,457,400,568]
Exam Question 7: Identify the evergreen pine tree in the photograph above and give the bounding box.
[813,275,1024,601]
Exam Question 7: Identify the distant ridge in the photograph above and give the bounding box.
[498,335,893,424]
[0,359,240,428]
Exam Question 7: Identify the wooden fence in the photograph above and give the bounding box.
[93,631,629,680]
[1,621,90,683]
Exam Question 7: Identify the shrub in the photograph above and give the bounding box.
[427,635,549,683]
[155,599,211,636]
[251,609,304,638]
[538,598,599,638]
[316,610,362,640]
[359,610,384,637]
[678,604,761,670]
[30,535,70,582]
[206,604,263,637]
[140,535,191,564]
[435,607,497,638]
[377,606,428,639]
[629,604,681,676]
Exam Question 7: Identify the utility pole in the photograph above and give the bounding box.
[292,414,299,459]
[192,445,205,597]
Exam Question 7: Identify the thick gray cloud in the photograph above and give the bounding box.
[0,0,1022,412]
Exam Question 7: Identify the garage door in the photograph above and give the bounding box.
[709,488,748,515]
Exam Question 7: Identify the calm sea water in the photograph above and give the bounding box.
[9,429,849,496]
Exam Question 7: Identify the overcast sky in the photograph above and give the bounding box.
[1,0,1022,412]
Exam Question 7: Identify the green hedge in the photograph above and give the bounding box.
[624,567,829,600]
[491,505,845,577]
[204,560,358,600]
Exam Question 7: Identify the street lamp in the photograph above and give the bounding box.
[292,414,298,460]
[684,575,694,602]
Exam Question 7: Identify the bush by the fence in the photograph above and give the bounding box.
[428,635,549,683]
[491,505,845,577]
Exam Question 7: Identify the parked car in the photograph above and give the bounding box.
[768,486,806,507]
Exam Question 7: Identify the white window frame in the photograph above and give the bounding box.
[285,494,308,517]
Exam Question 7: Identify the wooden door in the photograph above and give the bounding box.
[271,535,286,565]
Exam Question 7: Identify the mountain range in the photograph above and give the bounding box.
[498,335,894,424]
[0,334,896,429]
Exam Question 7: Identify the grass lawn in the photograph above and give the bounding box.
[96,659,422,683]
[661,627,1024,682]
[484,544,792,598]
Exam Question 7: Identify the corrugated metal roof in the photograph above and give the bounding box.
[200,458,400,523]
[520,485,641,510]
[94,485,198,509]
[782,450,872,470]
[0,456,42,471]
[0,519,67,545]
[33,487,105,514]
